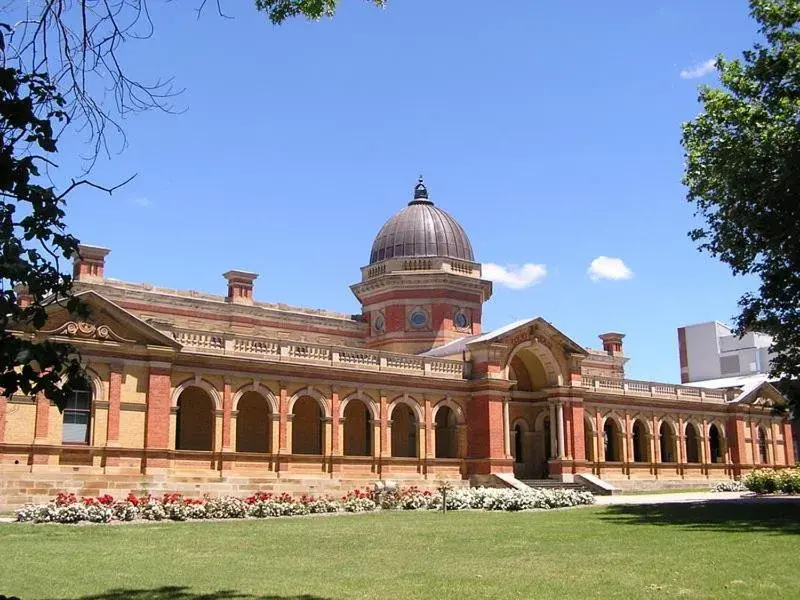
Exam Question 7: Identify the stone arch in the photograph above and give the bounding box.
[631,418,650,463]
[175,385,215,451]
[235,390,273,453]
[389,395,420,458]
[288,386,331,417]
[341,392,374,457]
[172,377,221,410]
[707,422,726,464]
[659,419,678,463]
[504,340,565,390]
[602,414,625,462]
[432,398,465,424]
[510,417,531,477]
[339,391,378,421]
[685,421,702,463]
[388,394,423,422]
[233,383,278,414]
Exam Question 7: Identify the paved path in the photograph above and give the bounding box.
[594,491,800,505]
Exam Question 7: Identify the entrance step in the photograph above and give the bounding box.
[518,479,587,491]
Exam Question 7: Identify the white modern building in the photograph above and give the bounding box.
[677,321,775,384]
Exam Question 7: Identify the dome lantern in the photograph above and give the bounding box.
[368,177,474,265]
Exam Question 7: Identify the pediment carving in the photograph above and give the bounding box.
[42,320,135,343]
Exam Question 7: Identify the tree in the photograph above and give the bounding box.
[681,0,800,412]
[1,0,386,409]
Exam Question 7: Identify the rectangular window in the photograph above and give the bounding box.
[62,389,91,444]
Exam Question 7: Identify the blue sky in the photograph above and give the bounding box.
[57,0,761,383]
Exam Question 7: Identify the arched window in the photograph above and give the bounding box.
[604,419,621,462]
[659,422,677,463]
[513,423,524,463]
[632,420,649,463]
[176,387,215,451]
[62,378,92,444]
[343,399,371,456]
[391,403,417,458]
[757,426,769,464]
[236,391,271,453]
[434,406,458,458]
[292,396,323,455]
[685,423,701,463]
[708,424,723,464]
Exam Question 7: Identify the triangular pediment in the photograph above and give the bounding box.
[731,381,787,408]
[467,317,587,357]
[37,290,180,349]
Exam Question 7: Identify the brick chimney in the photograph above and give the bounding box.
[223,270,258,305]
[73,245,110,282]
[599,332,625,356]
[14,284,32,308]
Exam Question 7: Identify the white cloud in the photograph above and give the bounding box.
[680,58,716,80]
[588,256,633,282]
[483,263,547,290]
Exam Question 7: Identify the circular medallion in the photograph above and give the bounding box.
[454,310,470,329]
[373,313,385,334]
[409,308,428,329]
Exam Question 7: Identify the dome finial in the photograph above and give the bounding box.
[411,175,431,204]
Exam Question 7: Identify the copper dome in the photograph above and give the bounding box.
[369,179,475,265]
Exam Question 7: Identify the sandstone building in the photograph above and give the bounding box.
[0,179,794,506]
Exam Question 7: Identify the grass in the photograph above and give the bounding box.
[2,500,799,600]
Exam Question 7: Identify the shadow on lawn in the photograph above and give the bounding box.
[34,587,330,600]
[600,497,800,535]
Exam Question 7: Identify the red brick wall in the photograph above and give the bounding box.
[385,304,405,333]
[568,402,585,463]
[467,394,505,466]
[145,368,171,450]
[34,393,49,440]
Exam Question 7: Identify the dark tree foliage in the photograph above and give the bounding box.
[255,0,386,24]
[682,0,800,412]
[0,0,387,410]
[0,27,84,408]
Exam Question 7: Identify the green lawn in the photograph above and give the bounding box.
[2,500,799,600]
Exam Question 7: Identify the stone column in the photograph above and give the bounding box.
[595,411,604,462]
[144,364,172,470]
[702,418,710,466]
[330,389,341,456]
[424,397,434,459]
[771,421,780,465]
[624,413,633,464]
[221,381,233,452]
[278,385,288,453]
[678,416,686,465]
[549,402,557,458]
[503,396,511,459]
[652,415,661,464]
[379,394,389,458]
[556,402,566,459]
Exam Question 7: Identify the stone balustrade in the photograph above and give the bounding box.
[579,375,730,403]
[172,329,465,380]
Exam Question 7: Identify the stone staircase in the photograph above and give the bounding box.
[518,479,588,492]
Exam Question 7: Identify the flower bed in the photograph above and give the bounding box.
[15,486,595,524]
[710,480,748,493]
[744,468,800,495]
